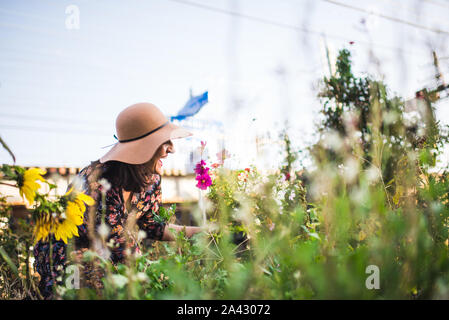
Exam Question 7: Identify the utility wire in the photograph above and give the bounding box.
[321,0,449,36]
[165,0,430,57]
[0,112,110,126]
[0,123,110,136]
[382,0,449,30]
[167,0,321,34]
[422,0,449,10]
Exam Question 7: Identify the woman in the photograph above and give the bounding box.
[34,102,203,298]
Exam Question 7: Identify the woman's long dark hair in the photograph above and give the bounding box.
[100,160,155,193]
[95,141,167,193]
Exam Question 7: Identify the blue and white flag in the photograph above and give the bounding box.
[171,91,208,121]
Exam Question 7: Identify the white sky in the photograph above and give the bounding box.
[0,0,449,170]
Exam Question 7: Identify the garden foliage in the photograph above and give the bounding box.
[1,49,449,299]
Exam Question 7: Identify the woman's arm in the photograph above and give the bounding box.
[161,223,203,241]
[139,176,204,241]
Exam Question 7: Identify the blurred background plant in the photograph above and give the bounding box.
[1,48,449,299]
[0,141,41,299]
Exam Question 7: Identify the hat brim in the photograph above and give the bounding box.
[99,122,192,164]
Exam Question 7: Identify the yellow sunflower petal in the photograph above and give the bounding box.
[60,233,68,244]
[21,185,35,204]
[19,168,46,204]
[56,220,79,244]
[34,223,50,244]
[23,168,46,186]
[73,198,86,214]
[54,224,62,241]
[66,220,79,237]
[64,187,74,197]
[71,224,79,237]
[55,223,68,244]
[25,168,46,178]
[66,202,84,225]
[24,181,40,194]
[77,193,95,206]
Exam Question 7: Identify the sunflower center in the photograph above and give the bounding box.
[59,197,68,209]
[16,171,24,187]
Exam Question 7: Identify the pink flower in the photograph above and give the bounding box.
[196,173,212,190]
[194,159,212,190]
[195,160,209,175]
[198,166,210,175]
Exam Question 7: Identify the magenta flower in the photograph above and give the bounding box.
[196,173,212,190]
[195,160,208,175]
[196,166,209,175]
[195,159,212,190]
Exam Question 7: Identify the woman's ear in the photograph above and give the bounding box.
[167,140,175,153]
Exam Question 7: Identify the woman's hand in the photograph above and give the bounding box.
[161,223,205,241]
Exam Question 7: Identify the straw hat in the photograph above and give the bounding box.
[100,102,192,164]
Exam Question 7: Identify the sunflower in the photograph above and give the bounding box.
[33,188,95,244]
[18,168,46,204]
[54,188,95,244]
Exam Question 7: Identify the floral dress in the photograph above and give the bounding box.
[33,160,166,299]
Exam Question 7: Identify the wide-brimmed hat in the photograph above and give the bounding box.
[100,102,192,164]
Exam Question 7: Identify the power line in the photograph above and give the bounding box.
[0,123,111,136]
[0,112,110,126]
[167,0,320,34]
[382,0,449,30]
[165,0,429,57]
[321,0,449,36]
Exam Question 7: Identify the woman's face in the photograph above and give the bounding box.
[148,140,175,175]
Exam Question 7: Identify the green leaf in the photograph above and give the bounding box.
[0,246,18,276]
